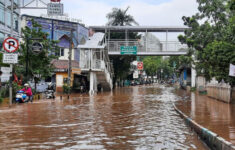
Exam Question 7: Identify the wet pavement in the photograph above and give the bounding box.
[175,89,235,145]
[0,84,208,149]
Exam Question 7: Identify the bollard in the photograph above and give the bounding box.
[67,95,70,100]
[60,96,62,100]
[38,95,40,100]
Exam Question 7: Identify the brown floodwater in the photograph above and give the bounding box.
[0,84,208,149]
[175,89,235,145]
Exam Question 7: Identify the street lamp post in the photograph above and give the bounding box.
[25,37,43,81]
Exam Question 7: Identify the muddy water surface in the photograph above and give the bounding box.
[0,85,207,149]
[175,89,235,145]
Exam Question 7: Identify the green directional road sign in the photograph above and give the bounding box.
[120,46,137,55]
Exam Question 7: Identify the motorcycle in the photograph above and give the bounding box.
[45,89,55,99]
[45,82,55,99]
[15,90,28,103]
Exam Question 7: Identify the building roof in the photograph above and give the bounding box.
[51,59,80,69]
[89,26,189,32]
[77,32,105,49]
[21,14,87,29]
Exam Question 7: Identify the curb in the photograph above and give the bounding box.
[173,104,235,150]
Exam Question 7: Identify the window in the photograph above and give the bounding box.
[60,48,64,56]
[0,3,4,24]
[13,13,18,31]
[0,32,4,50]
[6,11,11,27]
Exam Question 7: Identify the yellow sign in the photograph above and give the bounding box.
[72,68,81,74]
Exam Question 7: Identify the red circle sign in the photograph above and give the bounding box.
[137,62,143,70]
[3,37,19,53]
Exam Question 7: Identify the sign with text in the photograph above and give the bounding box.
[229,64,235,77]
[120,46,137,55]
[47,3,64,16]
[3,53,18,64]
[1,67,11,73]
[0,67,11,82]
[133,71,139,79]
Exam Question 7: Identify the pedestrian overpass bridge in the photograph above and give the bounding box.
[78,26,189,94]
[90,26,189,56]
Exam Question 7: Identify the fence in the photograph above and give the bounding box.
[206,84,235,103]
[107,40,188,53]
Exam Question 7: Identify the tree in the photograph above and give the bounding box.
[178,0,235,86]
[16,20,59,87]
[106,7,140,86]
[106,6,138,26]
[143,56,161,78]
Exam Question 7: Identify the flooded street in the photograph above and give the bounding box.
[0,84,207,149]
[175,89,235,145]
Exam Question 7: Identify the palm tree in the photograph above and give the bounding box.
[106,7,139,88]
[106,6,139,26]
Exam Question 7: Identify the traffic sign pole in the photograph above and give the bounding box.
[9,0,13,106]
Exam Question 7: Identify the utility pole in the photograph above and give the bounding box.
[9,0,14,106]
[68,29,73,86]
[26,37,29,81]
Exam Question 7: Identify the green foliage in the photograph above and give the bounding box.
[12,82,23,97]
[0,86,8,99]
[190,87,197,92]
[63,84,71,94]
[143,56,176,80]
[178,0,235,86]
[16,19,59,82]
[106,6,139,26]
[143,56,161,77]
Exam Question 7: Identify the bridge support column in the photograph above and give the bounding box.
[191,64,196,88]
[89,72,97,95]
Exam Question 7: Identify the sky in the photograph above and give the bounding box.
[22,0,198,26]
[21,0,199,40]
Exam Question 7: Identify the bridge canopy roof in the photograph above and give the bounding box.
[89,26,189,32]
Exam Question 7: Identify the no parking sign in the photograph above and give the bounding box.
[3,37,19,53]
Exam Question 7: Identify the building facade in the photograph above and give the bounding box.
[0,0,20,50]
[21,15,89,61]
[21,15,89,92]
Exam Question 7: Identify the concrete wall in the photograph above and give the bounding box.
[196,76,206,89]
[206,84,232,103]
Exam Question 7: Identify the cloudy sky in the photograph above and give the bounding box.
[22,0,198,26]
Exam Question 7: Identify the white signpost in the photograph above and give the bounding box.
[133,71,139,79]
[0,67,11,82]
[229,64,235,77]
[47,3,64,16]
[3,54,18,64]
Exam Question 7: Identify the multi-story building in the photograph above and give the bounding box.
[0,0,20,50]
[21,14,89,92]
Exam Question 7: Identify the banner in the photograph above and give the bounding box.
[229,64,235,77]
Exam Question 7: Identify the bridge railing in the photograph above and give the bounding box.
[107,40,188,53]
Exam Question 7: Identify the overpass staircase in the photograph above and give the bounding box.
[78,32,113,93]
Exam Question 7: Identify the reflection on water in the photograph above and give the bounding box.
[175,89,235,144]
[0,85,207,149]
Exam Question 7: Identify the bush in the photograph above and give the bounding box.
[190,87,197,92]
[12,83,23,97]
[0,96,3,103]
[63,84,71,94]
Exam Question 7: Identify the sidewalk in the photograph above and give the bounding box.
[174,89,235,149]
